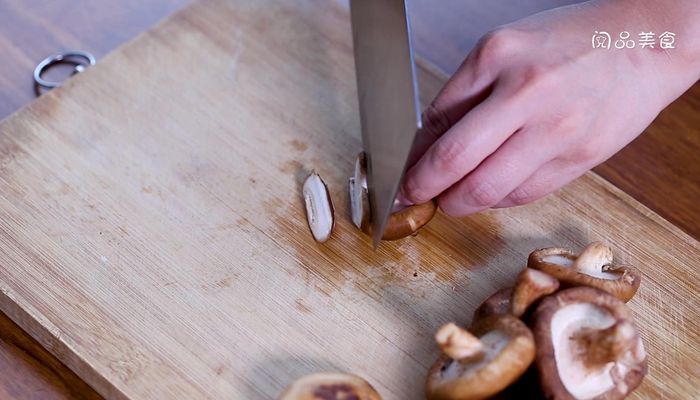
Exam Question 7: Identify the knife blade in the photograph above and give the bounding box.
[349,0,422,248]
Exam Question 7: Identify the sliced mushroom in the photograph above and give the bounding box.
[349,152,437,241]
[532,287,647,400]
[350,153,371,232]
[472,287,513,324]
[426,315,536,400]
[302,171,334,243]
[528,242,641,302]
[510,268,560,318]
[349,177,370,232]
[381,200,437,240]
[279,372,382,400]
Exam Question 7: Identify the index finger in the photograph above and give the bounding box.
[406,54,496,169]
[399,93,525,205]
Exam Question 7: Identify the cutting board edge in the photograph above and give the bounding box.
[584,172,698,246]
[0,283,128,400]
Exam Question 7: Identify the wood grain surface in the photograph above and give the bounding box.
[0,2,188,398]
[1,1,698,399]
[0,0,698,399]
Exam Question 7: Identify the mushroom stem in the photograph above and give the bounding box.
[435,323,484,361]
[573,242,613,275]
[510,269,559,318]
[572,320,638,367]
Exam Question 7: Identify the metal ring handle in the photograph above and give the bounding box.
[33,51,96,89]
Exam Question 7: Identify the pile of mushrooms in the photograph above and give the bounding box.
[278,243,647,400]
[302,152,437,243]
[426,242,647,400]
[426,315,536,400]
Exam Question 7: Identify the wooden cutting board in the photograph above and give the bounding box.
[0,0,697,398]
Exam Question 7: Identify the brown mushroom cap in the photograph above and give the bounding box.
[426,315,536,400]
[279,372,381,400]
[528,242,641,302]
[380,200,437,240]
[532,287,647,400]
[472,287,513,324]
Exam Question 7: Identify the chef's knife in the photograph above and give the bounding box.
[349,0,422,248]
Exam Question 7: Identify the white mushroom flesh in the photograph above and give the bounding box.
[354,153,368,189]
[350,154,370,230]
[440,330,510,380]
[581,269,621,280]
[349,177,363,229]
[303,172,333,242]
[542,254,620,280]
[543,254,574,267]
[551,303,617,399]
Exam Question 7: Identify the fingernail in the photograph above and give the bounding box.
[394,186,414,208]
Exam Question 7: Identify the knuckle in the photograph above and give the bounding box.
[533,114,576,145]
[468,29,514,75]
[437,198,463,217]
[546,111,577,133]
[430,140,467,175]
[476,29,515,61]
[508,186,537,206]
[464,179,501,208]
[421,103,453,140]
[570,144,601,166]
[506,64,551,96]
[472,28,524,62]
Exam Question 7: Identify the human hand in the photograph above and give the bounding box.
[397,0,700,216]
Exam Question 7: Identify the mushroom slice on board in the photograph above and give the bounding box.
[350,152,371,231]
[279,372,382,400]
[533,287,648,400]
[302,171,335,243]
[528,242,641,302]
[349,177,370,232]
[349,152,437,241]
[426,315,536,400]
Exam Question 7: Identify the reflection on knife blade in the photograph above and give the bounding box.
[349,0,422,247]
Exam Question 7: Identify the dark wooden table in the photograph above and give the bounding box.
[0,0,697,398]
